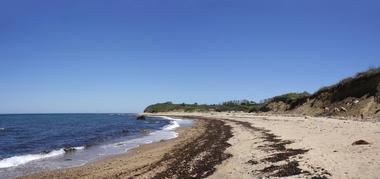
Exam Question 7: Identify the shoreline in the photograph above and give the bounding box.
[20,116,234,178]
[0,115,184,178]
[18,118,196,178]
[18,112,380,178]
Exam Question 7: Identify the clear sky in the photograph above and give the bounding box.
[0,0,379,113]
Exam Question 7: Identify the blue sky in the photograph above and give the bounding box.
[0,0,379,113]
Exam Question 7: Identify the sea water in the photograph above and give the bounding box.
[0,114,192,178]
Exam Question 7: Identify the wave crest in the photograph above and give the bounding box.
[162,121,180,130]
[0,149,65,169]
[0,145,86,169]
[159,116,181,131]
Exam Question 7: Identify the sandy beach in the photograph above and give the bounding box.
[20,112,380,179]
[3,1,379,178]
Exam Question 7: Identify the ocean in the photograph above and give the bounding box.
[0,114,192,178]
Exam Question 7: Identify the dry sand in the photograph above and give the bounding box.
[20,112,380,179]
[161,112,380,179]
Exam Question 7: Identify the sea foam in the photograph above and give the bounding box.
[158,116,181,131]
[0,116,188,170]
[0,146,86,169]
[0,149,65,169]
[73,146,85,150]
[162,120,180,130]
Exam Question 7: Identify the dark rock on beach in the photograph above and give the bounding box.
[352,140,371,145]
[64,147,78,153]
[136,115,146,120]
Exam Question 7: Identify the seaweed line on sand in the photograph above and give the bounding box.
[126,117,233,179]
[223,118,331,178]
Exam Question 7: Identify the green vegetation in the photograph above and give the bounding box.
[262,92,310,104]
[217,100,261,112]
[144,100,262,113]
[144,102,211,113]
